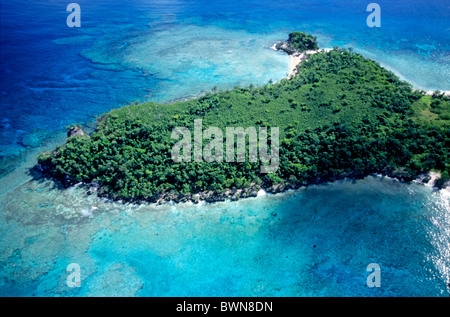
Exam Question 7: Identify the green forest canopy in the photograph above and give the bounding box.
[38,45,450,202]
[276,31,319,54]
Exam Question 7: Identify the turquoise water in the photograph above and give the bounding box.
[0,176,449,296]
[0,0,449,296]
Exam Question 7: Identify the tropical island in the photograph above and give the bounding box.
[275,31,319,54]
[37,32,450,204]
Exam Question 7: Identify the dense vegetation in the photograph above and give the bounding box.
[276,31,319,54]
[37,43,450,203]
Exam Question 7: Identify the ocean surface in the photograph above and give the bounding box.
[0,0,449,296]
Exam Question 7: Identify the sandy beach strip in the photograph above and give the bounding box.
[270,44,331,79]
[424,90,450,97]
[287,49,333,79]
[287,53,303,79]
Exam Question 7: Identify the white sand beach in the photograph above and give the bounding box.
[425,90,450,97]
[270,44,331,79]
[287,49,333,79]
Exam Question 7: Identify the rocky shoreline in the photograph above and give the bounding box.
[36,154,449,206]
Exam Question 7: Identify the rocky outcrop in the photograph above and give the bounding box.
[67,126,85,138]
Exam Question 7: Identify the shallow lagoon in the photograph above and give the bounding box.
[0,175,449,296]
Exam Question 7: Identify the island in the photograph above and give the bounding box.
[37,32,450,204]
[275,31,319,54]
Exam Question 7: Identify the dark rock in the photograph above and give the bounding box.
[67,126,85,138]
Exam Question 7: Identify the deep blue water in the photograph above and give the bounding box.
[0,0,449,296]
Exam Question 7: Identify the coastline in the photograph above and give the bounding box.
[184,171,450,206]
[425,90,450,97]
[271,42,450,95]
[58,169,449,207]
[287,51,311,79]
[270,43,331,79]
[414,171,450,197]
